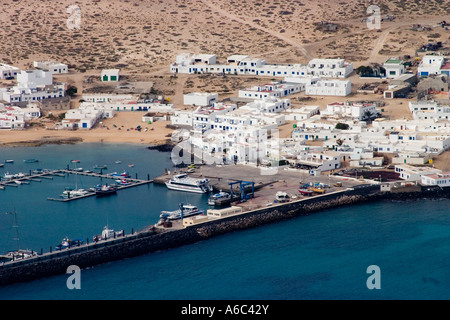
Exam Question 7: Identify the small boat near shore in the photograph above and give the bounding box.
[298,188,313,195]
[309,187,326,194]
[24,159,38,163]
[160,203,205,221]
[4,160,14,163]
[208,191,231,206]
[93,226,124,242]
[55,237,84,250]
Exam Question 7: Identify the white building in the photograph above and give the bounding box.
[408,100,450,121]
[418,55,445,77]
[61,103,115,129]
[184,92,218,106]
[170,53,353,78]
[295,150,341,175]
[383,58,405,78]
[421,172,450,187]
[0,70,65,104]
[0,104,40,129]
[101,69,120,82]
[322,101,378,120]
[394,164,441,181]
[285,106,320,121]
[240,97,291,114]
[238,82,304,99]
[33,60,68,74]
[81,93,174,112]
[0,63,20,79]
[305,80,352,96]
[307,58,354,78]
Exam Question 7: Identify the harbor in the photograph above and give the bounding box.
[0,168,153,202]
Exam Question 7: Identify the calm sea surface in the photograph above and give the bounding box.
[0,143,450,300]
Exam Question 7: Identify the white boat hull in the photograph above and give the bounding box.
[165,182,207,193]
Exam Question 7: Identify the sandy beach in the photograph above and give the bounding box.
[0,112,174,147]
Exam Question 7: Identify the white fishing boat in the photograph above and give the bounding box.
[60,188,90,198]
[160,203,205,221]
[94,226,124,241]
[208,191,231,205]
[165,173,212,194]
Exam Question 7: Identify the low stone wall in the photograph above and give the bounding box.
[1,185,448,287]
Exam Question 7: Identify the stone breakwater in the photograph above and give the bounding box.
[0,185,449,287]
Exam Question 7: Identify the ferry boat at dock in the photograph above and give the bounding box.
[165,173,212,194]
[160,203,205,221]
[208,191,231,205]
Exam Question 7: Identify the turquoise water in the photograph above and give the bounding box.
[1,144,450,300]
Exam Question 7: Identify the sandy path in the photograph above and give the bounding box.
[199,0,312,60]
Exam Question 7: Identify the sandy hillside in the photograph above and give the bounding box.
[0,0,448,72]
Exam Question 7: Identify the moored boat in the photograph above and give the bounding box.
[93,226,124,242]
[95,184,117,196]
[55,237,84,250]
[60,188,90,199]
[165,173,212,194]
[24,159,38,163]
[160,203,205,221]
[208,191,231,205]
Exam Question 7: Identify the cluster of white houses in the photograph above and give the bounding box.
[56,94,174,129]
[0,70,65,104]
[170,53,354,78]
[0,103,41,129]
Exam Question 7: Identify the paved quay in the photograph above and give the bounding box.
[154,163,371,212]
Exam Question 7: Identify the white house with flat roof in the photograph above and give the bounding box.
[0,63,20,79]
[101,69,120,82]
[408,100,450,121]
[418,55,445,77]
[305,80,352,96]
[238,82,304,99]
[307,58,354,78]
[33,60,68,74]
[184,92,218,106]
[170,53,353,78]
[394,164,441,181]
[383,58,405,78]
[0,70,65,103]
[421,172,450,187]
[322,101,378,120]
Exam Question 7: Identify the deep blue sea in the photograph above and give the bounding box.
[1,143,450,300]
